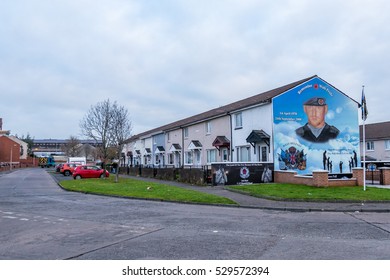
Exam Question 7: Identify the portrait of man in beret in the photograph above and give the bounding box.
[295,97,339,142]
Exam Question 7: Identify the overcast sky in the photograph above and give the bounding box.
[1,0,389,139]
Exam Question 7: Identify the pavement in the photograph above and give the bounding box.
[120,175,390,213]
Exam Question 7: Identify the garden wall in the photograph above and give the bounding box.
[274,168,364,187]
[119,166,206,185]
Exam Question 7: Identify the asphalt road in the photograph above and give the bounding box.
[1,168,390,260]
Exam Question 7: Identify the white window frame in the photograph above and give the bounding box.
[194,150,201,166]
[234,113,242,129]
[258,145,268,162]
[184,127,189,138]
[207,149,217,163]
[168,153,174,165]
[205,121,211,135]
[366,141,375,151]
[221,148,229,162]
[236,145,251,162]
[185,151,193,165]
[385,140,390,150]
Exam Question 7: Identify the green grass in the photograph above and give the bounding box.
[60,177,237,205]
[228,183,390,202]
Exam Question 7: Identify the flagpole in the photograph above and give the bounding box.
[362,85,366,191]
[363,114,366,191]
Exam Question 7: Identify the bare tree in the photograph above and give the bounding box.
[80,144,93,161]
[110,101,133,182]
[80,99,132,182]
[63,136,81,157]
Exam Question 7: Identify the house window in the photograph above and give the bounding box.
[258,146,268,162]
[366,141,375,151]
[237,146,250,162]
[385,140,390,150]
[185,151,193,164]
[206,121,211,135]
[194,150,201,165]
[207,149,217,163]
[167,132,170,142]
[234,113,242,129]
[169,154,174,165]
[222,148,229,161]
[184,127,189,138]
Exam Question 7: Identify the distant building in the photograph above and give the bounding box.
[0,135,22,165]
[360,121,390,161]
[7,136,28,160]
[32,139,102,159]
[0,118,26,168]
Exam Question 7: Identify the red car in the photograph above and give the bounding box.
[60,163,78,176]
[72,165,110,179]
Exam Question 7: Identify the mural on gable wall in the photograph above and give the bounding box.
[272,77,360,176]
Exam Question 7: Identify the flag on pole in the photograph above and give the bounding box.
[361,86,368,121]
[361,85,367,191]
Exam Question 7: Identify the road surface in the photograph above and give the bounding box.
[1,168,390,260]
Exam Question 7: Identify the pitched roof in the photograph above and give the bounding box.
[126,75,318,142]
[246,130,270,143]
[360,121,390,140]
[189,140,202,148]
[212,136,230,147]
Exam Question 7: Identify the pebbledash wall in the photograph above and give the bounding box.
[123,75,366,186]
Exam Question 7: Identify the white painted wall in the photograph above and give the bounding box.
[231,103,273,163]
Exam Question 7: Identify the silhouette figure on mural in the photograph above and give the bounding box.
[339,161,343,173]
[295,97,339,142]
[353,150,358,167]
[323,151,327,170]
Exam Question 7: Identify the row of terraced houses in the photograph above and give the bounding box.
[121,75,306,170]
[122,75,367,184]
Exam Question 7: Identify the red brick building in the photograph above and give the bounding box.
[0,135,21,166]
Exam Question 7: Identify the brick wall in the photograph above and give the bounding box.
[352,168,364,186]
[0,136,20,163]
[380,168,390,185]
[312,170,329,187]
[275,169,361,187]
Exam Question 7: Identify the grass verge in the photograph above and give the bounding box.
[60,177,237,205]
[228,183,390,202]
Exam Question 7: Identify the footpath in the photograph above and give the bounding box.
[121,175,390,213]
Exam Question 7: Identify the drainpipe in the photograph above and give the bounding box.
[181,127,184,168]
[228,113,233,162]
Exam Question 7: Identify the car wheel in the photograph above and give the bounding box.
[64,170,71,176]
[75,175,82,180]
[100,173,105,178]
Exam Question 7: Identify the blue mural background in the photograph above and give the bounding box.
[273,77,360,175]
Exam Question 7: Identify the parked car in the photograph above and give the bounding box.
[72,165,110,179]
[55,163,64,172]
[60,163,78,176]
